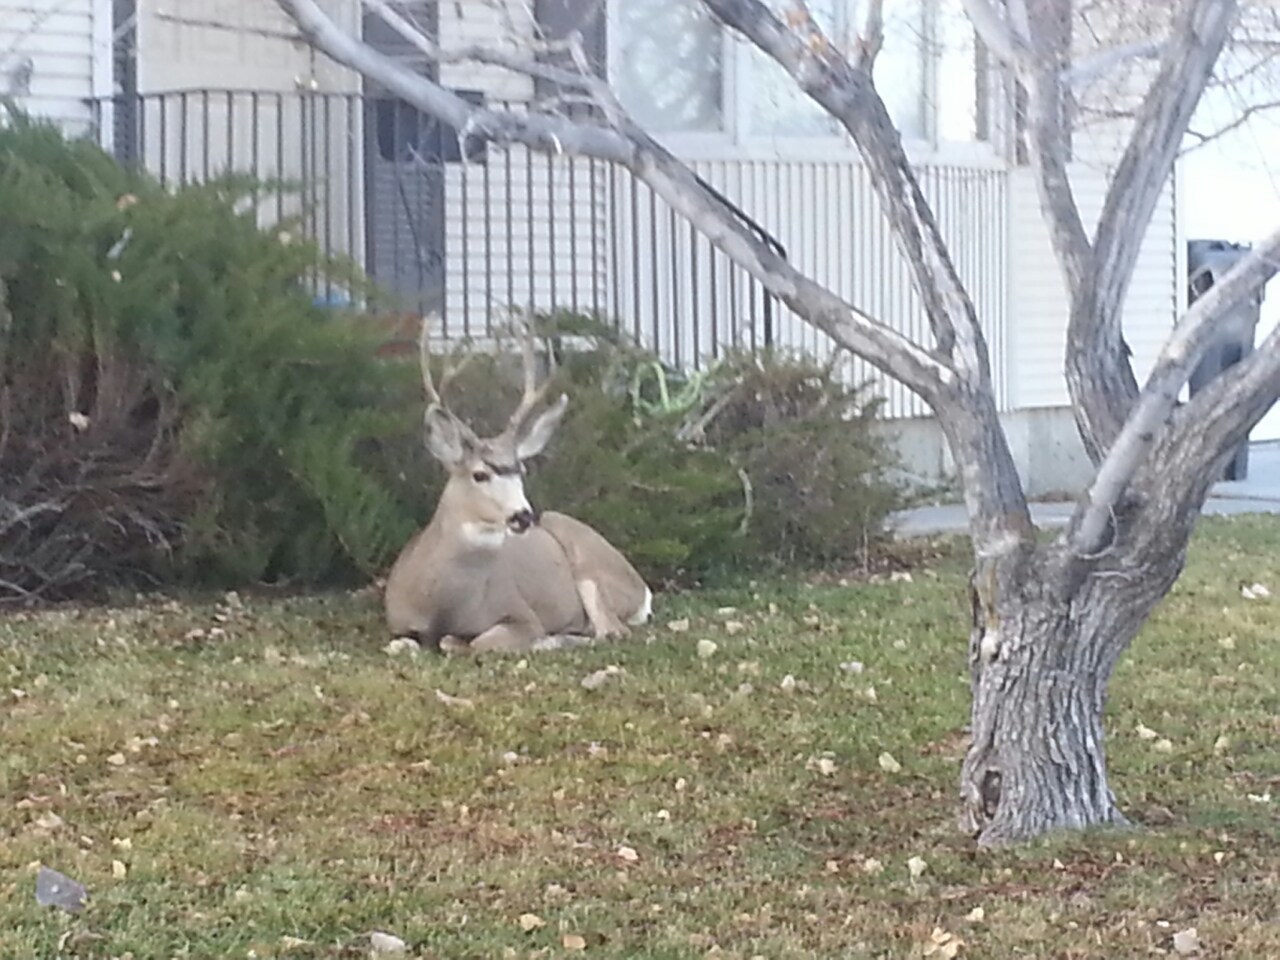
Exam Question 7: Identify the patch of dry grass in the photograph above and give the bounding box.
[1,517,1278,958]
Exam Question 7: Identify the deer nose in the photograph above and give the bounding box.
[507,509,538,533]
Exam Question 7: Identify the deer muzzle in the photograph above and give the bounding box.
[507,509,539,534]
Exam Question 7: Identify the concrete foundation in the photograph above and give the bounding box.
[880,406,1094,501]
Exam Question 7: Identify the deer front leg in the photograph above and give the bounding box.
[578,579,629,639]
[453,621,544,656]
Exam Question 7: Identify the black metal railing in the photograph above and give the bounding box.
[88,89,784,365]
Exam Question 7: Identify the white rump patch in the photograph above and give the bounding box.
[628,586,653,626]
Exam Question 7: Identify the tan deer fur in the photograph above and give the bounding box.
[383,319,652,655]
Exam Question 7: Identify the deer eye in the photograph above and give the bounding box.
[472,470,491,484]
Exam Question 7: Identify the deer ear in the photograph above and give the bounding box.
[424,406,476,467]
[515,394,569,460]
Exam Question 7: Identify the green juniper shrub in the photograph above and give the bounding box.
[0,117,420,601]
[678,348,907,571]
[410,317,905,585]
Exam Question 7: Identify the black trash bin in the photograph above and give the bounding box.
[1186,239,1265,481]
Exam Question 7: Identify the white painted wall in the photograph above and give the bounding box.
[0,0,104,135]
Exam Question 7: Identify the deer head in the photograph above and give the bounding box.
[418,316,568,542]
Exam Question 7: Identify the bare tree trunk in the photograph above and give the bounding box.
[960,519,1193,845]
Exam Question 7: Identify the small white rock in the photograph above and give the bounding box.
[384,637,421,657]
[1171,927,1201,955]
[696,639,719,659]
[779,674,797,692]
[369,931,407,954]
[581,669,617,691]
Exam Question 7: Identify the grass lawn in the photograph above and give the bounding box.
[1,517,1277,959]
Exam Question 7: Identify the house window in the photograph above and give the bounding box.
[615,0,725,133]
[934,0,983,142]
[611,0,985,148]
[746,0,844,137]
[747,0,927,140]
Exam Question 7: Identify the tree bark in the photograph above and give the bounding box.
[961,535,1188,845]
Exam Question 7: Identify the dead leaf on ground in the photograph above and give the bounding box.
[434,688,474,709]
[562,933,587,951]
[807,756,837,776]
[922,926,964,958]
[517,912,546,932]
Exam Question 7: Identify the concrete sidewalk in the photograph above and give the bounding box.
[890,440,1280,539]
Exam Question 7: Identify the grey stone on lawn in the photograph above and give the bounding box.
[35,866,88,914]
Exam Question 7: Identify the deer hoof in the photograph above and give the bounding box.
[439,635,470,656]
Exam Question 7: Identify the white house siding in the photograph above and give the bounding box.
[1,0,101,135]
[438,0,533,101]
[134,0,358,94]
[439,1,551,330]
[1007,162,1177,410]
[129,1,365,264]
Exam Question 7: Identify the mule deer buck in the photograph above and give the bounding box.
[383,318,652,654]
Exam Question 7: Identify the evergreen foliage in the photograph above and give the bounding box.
[0,121,904,602]
[0,117,418,601]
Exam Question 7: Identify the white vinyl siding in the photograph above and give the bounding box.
[1,0,98,134]
[1008,163,1178,409]
[438,0,534,102]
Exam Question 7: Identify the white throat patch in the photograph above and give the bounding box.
[460,521,507,550]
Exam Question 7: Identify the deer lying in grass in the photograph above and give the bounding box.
[383,319,652,655]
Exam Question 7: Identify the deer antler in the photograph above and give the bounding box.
[503,317,557,435]
[418,313,473,409]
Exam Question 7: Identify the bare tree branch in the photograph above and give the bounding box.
[361,0,604,101]
[152,12,301,41]
[699,0,1035,555]
[1064,39,1164,86]
[1184,95,1280,151]
[703,0,980,368]
[275,0,954,405]
[1068,226,1280,554]
[969,0,1095,308]
[1074,0,1239,454]
[855,0,885,70]
[960,0,1035,69]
